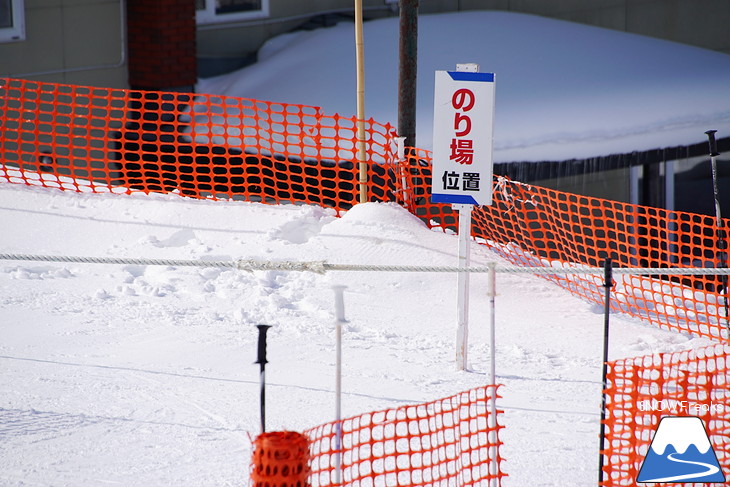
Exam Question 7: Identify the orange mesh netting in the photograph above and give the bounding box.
[399,152,730,343]
[0,78,401,210]
[2,77,729,342]
[303,385,504,487]
[601,344,730,485]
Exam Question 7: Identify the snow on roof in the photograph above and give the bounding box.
[197,11,730,162]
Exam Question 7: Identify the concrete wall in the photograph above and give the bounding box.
[0,0,127,88]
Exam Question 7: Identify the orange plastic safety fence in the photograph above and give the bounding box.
[3,77,730,342]
[400,152,730,343]
[0,78,400,211]
[600,344,730,486]
[251,431,311,487]
[9,77,730,486]
[303,385,505,487]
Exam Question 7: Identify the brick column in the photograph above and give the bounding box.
[127,0,197,91]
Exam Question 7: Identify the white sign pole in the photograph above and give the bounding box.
[455,202,472,370]
[454,63,476,372]
[457,63,475,371]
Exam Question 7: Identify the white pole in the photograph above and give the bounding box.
[487,261,497,486]
[454,203,472,371]
[395,136,409,207]
[487,261,496,387]
[332,285,347,485]
[354,0,367,204]
[395,136,407,161]
[452,63,478,372]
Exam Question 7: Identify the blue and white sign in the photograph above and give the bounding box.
[637,416,725,483]
[431,68,495,206]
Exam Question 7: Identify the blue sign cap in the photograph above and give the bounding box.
[431,193,480,206]
[447,71,495,82]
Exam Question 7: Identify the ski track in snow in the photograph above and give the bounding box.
[0,184,708,486]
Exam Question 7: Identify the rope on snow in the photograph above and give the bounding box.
[2,252,730,276]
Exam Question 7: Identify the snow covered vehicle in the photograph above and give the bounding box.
[107,90,430,211]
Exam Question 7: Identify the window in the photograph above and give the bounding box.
[196,0,268,24]
[0,0,24,42]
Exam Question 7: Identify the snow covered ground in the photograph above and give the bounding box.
[198,10,730,162]
[3,9,728,486]
[0,180,714,486]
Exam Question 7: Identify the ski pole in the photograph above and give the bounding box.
[598,258,613,486]
[255,324,272,433]
[705,130,729,325]
[332,285,347,487]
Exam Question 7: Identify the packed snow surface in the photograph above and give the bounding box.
[0,182,714,486]
[3,11,728,485]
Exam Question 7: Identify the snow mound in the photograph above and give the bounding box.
[326,202,429,235]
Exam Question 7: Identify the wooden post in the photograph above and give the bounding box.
[354,0,367,204]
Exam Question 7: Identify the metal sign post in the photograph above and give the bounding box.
[431,63,496,370]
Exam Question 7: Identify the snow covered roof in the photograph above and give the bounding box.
[197,11,730,162]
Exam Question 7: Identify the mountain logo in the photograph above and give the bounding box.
[637,416,726,483]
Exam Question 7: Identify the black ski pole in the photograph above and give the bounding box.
[705,130,729,325]
[598,258,613,485]
[255,324,272,433]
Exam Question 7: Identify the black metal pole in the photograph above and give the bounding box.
[705,130,729,326]
[397,0,418,150]
[255,324,272,433]
[598,258,613,485]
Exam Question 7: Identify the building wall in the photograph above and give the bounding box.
[1,1,727,90]
[127,0,196,91]
[455,0,730,55]
[532,167,632,204]
[196,0,397,77]
[0,0,127,88]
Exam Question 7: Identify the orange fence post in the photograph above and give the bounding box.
[251,431,311,487]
